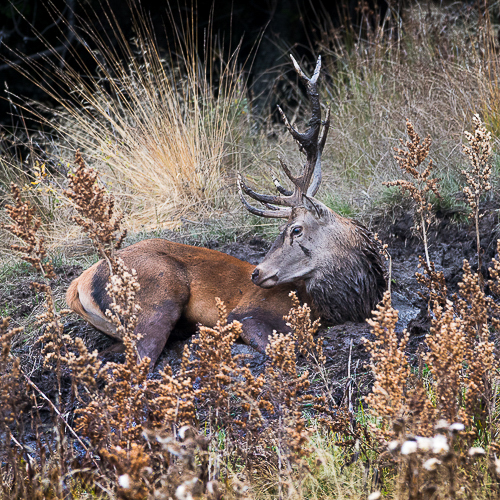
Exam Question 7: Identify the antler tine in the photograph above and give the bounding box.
[238,173,290,207]
[277,55,324,197]
[277,105,304,144]
[308,107,331,197]
[272,175,293,196]
[277,156,299,185]
[278,54,322,145]
[238,54,329,218]
[318,107,331,153]
[290,54,321,86]
[237,176,292,219]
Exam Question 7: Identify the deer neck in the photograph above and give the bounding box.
[305,241,386,325]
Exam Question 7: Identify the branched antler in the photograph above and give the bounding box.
[238,55,331,218]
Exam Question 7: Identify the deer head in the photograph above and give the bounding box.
[239,55,385,324]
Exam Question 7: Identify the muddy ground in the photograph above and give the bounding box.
[2,202,500,412]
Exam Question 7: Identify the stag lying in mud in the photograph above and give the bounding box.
[66,55,386,367]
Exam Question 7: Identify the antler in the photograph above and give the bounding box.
[238,55,331,218]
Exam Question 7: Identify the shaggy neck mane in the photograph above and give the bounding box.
[306,223,386,325]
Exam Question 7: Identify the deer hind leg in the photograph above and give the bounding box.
[134,299,186,368]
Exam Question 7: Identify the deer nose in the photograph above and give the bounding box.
[251,268,260,283]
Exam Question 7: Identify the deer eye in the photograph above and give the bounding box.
[291,226,303,236]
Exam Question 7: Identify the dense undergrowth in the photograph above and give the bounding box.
[0,116,499,499]
[1,1,500,498]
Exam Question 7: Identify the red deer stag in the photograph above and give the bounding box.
[66,55,386,367]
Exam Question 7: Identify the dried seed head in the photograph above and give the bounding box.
[462,114,493,218]
[449,422,465,433]
[388,440,401,452]
[495,458,500,476]
[118,474,131,489]
[468,446,486,457]
[416,436,433,452]
[431,434,449,454]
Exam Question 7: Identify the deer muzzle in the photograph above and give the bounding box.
[251,267,279,288]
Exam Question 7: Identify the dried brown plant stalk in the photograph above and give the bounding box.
[64,150,127,271]
[454,259,497,424]
[71,261,195,450]
[187,298,273,471]
[462,114,493,288]
[283,292,355,452]
[0,317,26,437]
[364,291,410,443]
[0,185,98,493]
[384,120,440,267]
[424,300,467,424]
[1,183,55,278]
[190,298,270,424]
[100,443,150,500]
[415,256,448,309]
[147,348,196,429]
[284,291,324,364]
[264,331,312,487]
[34,281,72,396]
[188,296,323,483]
[1,183,71,395]
[73,258,150,448]
[488,239,500,300]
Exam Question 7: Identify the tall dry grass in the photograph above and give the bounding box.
[307,2,500,214]
[4,2,251,235]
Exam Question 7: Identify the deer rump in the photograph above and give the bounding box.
[66,55,386,367]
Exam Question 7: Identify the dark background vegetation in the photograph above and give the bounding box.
[0,0,394,124]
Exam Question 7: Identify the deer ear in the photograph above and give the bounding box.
[302,195,331,219]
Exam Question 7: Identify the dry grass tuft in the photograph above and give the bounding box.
[9,3,250,232]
